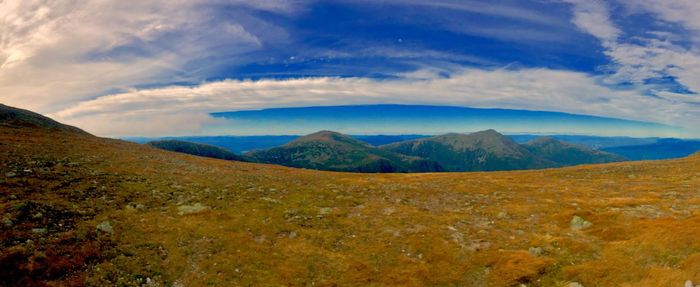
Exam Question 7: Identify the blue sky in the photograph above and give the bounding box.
[2,0,700,137]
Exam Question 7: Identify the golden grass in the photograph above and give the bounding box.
[2,128,700,286]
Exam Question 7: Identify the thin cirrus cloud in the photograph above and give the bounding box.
[563,0,700,92]
[0,0,294,111]
[2,0,700,137]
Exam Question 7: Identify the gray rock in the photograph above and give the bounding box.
[569,283,584,287]
[126,203,146,211]
[96,221,114,234]
[317,207,332,216]
[570,216,592,230]
[5,172,16,178]
[685,280,693,287]
[528,246,543,256]
[31,228,47,234]
[261,197,280,204]
[254,235,266,244]
[177,203,209,215]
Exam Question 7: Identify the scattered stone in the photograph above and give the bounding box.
[382,207,396,215]
[318,207,332,217]
[450,232,464,243]
[685,280,693,287]
[5,172,16,178]
[177,203,209,215]
[3,218,13,227]
[126,203,146,211]
[288,231,297,239]
[31,228,47,234]
[145,277,154,286]
[569,282,584,287]
[254,235,266,244]
[570,215,592,230]
[496,211,509,219]
[528,246,543,257]
[96,221,114,234]
[261,197,279,204]
[467,240,491,252]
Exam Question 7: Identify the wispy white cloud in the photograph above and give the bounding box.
[561,0,621,43]
[620,0,700,32]
[347,0,561,26]
[51,68,695,137]
[561,0,700,102]
[340,0,576,46]
[0,0,296,112]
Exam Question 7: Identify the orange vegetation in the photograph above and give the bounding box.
[2,127,700,286]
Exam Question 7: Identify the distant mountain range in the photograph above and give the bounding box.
[522,137,625,166]
[246,131,443,172]
[147,140,249,162]
[601,139,700,160]
[509,135,660,149]
[126,134,427,154]
[380,130,554,171]
[127,133,700,162]
[241,129,625,173]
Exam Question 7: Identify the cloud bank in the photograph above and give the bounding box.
[51,68,695,137]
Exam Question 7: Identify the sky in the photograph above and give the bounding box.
[1,0,700,137]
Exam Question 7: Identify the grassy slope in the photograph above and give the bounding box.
[2,126,700,286]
